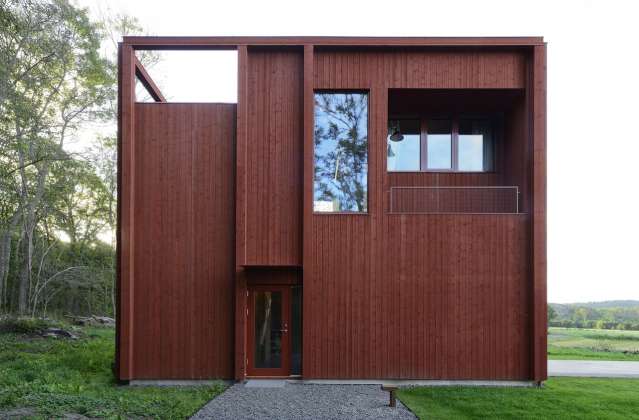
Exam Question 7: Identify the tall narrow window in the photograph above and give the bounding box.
[314,92,368,213]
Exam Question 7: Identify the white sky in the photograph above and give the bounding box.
[75,0,639,303]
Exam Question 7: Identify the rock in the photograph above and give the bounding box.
[0,407,38,418]
[65,315,115,327]
[93,316,115,325]
[42,327,78,339]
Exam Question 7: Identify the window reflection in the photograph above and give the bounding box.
[387,119,420,171]
[314,92,368,212]
[458,119,493,171]
[427,120,452,170]
[254,291,282,368]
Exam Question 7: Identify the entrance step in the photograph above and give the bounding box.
[245,379,287,388]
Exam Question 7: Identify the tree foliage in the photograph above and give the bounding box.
[0,0,151,316]
[549,302,639,331]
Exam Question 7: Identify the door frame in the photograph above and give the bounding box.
[247,285,291,377]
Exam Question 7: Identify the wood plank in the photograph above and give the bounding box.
[234,45,249,380]
[532,44,548,382]
[123,36,544,49]
[302,44,314,377]
[134,56,166,102]
[117,43,136,380]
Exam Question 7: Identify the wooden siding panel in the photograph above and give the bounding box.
[304,48,535,380]
[244,48,303,266]
[314,50,526,89]
[304,215,530,379]
[131,103,235,379]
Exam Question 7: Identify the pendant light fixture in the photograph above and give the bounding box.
[389,120,404,142]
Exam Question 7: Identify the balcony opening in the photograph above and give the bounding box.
[387,89,527,214]
[134,50,237,103]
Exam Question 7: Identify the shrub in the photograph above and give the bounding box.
[0,317,60,334]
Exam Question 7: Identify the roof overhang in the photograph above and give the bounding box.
[122,36,545,50]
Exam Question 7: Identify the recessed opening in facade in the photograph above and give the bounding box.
[387,88,527,214]
[134,50,238,103]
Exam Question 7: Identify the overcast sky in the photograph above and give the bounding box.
[75,0,639,304]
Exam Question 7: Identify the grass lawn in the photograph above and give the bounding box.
[399,378,639,420]
[548,327,639,361]
[0,325,225,419]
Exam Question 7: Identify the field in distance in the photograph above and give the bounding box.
[549,327,639,361]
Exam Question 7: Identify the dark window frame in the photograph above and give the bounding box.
[387,114,498,173]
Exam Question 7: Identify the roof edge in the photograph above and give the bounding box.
[123,36,545,49]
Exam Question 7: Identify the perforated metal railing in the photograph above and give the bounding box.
[389,186,520,214]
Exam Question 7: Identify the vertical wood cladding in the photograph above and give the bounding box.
[314,49,526,89]
[119,40,544,382]
[131,103,235,379]
[243,48,304,266]
[304,215,530,379]
[303,48,534,379]
[531,45,548,381]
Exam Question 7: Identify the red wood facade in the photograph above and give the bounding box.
[117,37,547,382]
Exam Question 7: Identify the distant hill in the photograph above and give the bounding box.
[551,300,639,309]
[549,301,639,331]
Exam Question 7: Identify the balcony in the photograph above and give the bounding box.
[389,186,520,214]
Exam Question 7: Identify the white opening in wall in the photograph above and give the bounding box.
[134,50,238,103]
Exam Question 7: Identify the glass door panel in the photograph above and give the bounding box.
[248,286,290,376]
[254,291,283,368]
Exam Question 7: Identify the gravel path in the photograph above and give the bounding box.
[191,382,416,420]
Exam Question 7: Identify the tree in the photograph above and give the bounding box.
[548,305,557,322]
[1,0,114,313]
[0,0,155,316]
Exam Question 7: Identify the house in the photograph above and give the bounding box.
[116,37,547,384]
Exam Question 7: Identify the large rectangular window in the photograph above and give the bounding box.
[314,92,368,213]
[387,116,495,172]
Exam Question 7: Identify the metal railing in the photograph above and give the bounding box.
[389,186,520,214]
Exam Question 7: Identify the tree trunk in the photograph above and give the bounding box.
[17,229,31,314]
[0,210,21,311]
[16,147,49,315]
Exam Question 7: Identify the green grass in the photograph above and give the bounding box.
[0,325,225,419]
[398,378,639,420]
[548,327,639,361]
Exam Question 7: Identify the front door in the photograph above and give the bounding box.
[247,286,290,376]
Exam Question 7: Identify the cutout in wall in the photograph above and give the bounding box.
[134,50,238,103]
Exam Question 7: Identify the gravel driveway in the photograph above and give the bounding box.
[191,382,416,420]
